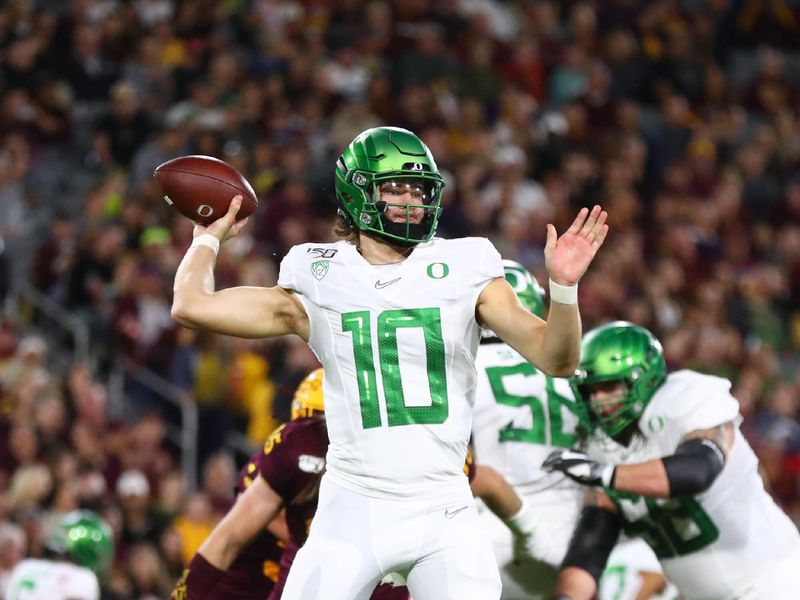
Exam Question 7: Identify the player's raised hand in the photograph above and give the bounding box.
[193,195,250,242]
[544,205,608,286]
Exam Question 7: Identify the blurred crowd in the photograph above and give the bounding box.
[1,0,800,597]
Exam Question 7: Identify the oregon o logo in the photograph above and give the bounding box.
[427,262,449,279]
[647,416,665,434]
[197,204,214,218]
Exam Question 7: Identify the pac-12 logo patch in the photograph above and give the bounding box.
[298,454,325,473]
[311,260,329,280]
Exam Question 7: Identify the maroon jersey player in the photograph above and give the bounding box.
[210,454,286,599]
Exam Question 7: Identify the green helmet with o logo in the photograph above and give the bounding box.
[334,126,445,246]
[502,260,545,317]
[570,321,667,437]
[47,510,114,574]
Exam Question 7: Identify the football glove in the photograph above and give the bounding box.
[542,449,616,489]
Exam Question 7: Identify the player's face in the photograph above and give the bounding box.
[378,179,427,224]
[586,380,628,418]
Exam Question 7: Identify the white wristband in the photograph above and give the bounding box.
[190,234,220,257]
[549,279,578,304]
[504,499,536,537]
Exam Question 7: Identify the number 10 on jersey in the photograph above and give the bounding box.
[341,308,449,428]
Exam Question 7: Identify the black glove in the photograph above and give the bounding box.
[542,449,616,488]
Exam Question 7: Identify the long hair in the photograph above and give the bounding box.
[333,214,359,244]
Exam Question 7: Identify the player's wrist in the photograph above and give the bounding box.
[505,498,536,537]
[190,233,221,257]
[549,279,578,304]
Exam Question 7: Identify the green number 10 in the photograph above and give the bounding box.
[341,308,449,429]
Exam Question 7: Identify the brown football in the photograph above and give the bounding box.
[153,155,258,226]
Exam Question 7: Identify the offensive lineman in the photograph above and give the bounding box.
[170,126,608,599]
[544,321,800,600]
[471,260,583,599]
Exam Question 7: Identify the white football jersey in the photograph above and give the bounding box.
[587,370,800,600]
[600,538,679,600]
[472,341,579,494]
[6,559,99,600]
[279,237,502,498]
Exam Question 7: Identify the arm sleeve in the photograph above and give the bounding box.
[661,438,726,497]
[561,506,623,583]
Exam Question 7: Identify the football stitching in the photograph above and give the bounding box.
[156,168,258,205]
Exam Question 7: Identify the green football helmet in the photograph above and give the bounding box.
[503,260,545,317]
[570,321,666,438]
[47,510,114,574]
[334,126,445,246]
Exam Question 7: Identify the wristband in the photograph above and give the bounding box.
[602,465,617,489]
[504,499,536,537]
[549,279,578,304]
[190,234,220,257]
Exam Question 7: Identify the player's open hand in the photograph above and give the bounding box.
[544,205,608,286]
[193,195,250,242]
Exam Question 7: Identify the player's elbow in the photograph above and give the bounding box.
[171,296,206,328]
[536,356,578,378]
[548,361,579,378]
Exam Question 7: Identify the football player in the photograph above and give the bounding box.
[174,368,543,600]
[211,455,287,599]
[598,538,679,600]
[471,260,583,599]
[6,510,113,600]
[544,321,800,600]
[171,126,608,599]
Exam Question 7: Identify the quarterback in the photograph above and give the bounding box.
[170,126,608,599]
[471,260,583,599]
[545,321,800,600]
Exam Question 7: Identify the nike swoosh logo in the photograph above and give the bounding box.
[445,505,469,519]
[375,277,401,289]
